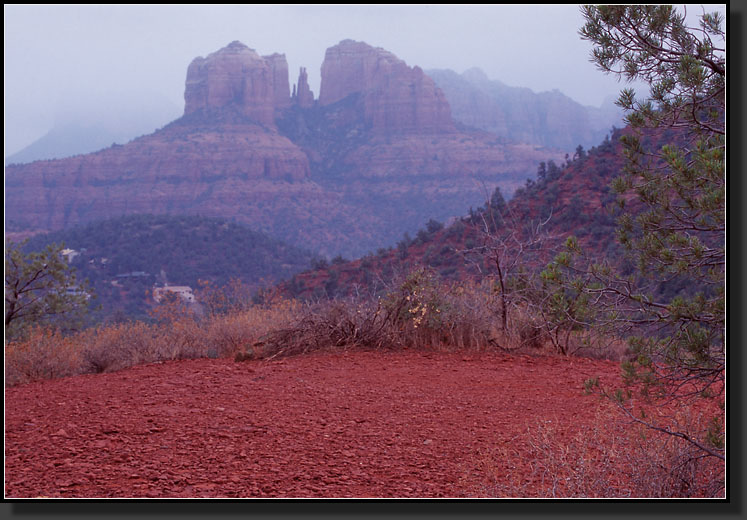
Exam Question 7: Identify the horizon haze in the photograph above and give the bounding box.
[4,4,725,158]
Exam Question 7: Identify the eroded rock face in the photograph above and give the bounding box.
[6,40,567,258]
[184,41,290,126]
[264,52,292,111]
[293,67,314,108]
[5,116,312,227]
[319,40,454,134]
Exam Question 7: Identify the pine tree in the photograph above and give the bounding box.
[571,5,725,464]
[5,242,93,340]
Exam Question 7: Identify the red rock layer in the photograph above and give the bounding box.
[5,120,311,229]
[184,41,290,127]
[6,40,567,257]
[264,53,292,111]
[293,67,315,108]
[319,40,454,134]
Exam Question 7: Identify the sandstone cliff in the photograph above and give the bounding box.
[319,40,454,135]
[278,41,562,252]
[264,52,292,111]
[6,111,309,226]
[184,41,290,127]
[6,40,565,258]
[292,67,315,109]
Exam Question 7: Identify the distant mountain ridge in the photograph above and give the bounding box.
[427,67,623,152]
[5,92,180,166]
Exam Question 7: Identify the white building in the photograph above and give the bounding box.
[60,248,80,263]
[152,285,196,303]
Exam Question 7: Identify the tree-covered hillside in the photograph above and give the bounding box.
[21,214,316,321]
[281,126,635,300]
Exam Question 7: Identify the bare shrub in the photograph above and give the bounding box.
[160,317,209,360]
[495,297,628,361]
[216,297,303,360]
[5,327,84,385]
[148,290,213,361]
[205,312,258,359]
[155,295,302,362]
[499,303,547,352]
[78,321,166,373]
[5,272,632,386]
[382,269,505,352]
[253,270,523,361]
[436,280,500,351]
[468,405,725,498]
[5,293,305,383]
[198,281,302,359]
[257,298,398,360]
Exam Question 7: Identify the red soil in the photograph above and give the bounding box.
[5,349,627,498]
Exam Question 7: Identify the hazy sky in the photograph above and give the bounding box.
[4,4,727,156]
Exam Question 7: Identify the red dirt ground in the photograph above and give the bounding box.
[5,349,627,498]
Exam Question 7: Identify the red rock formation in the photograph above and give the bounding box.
[6,40,567,258]
[263,53,292,110]
[184,41,286,127]
[293,67,314,108]
[5,119,312,227]
[319,40,454,134]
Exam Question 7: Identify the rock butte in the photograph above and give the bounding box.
[184,41,291,126]
[5,40,564,257]
[319,39,455,134]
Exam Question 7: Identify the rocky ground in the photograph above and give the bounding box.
[5,349,628,498]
